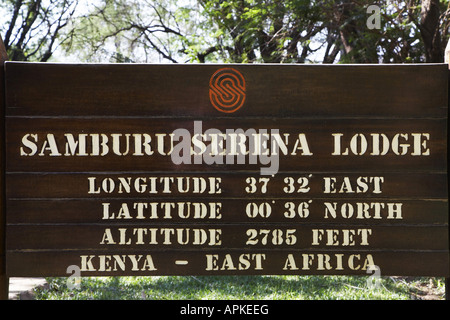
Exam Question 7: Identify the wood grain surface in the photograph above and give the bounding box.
[3,62,448,277]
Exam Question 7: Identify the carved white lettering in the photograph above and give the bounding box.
[88,176,222,195]
[79,254,157,272]
[323,176,384,194]
[283,253,375,271]
[99,227,222,246]
[332,133,430,156]
[205,253,266,271]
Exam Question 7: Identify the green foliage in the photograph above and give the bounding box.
[197,0,325,63]
[33,276,445,300]
[2,0,450,63]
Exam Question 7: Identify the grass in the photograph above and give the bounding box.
[32,275,446,300]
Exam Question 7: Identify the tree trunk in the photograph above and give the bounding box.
[420,0,443,62]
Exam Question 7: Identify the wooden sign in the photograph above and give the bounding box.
[0,62,449,291]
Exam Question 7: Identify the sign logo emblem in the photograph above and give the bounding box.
[209,68,246,113]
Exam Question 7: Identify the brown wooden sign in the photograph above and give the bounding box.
[0,62,449,294]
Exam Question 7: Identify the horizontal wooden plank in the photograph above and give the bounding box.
[6,173,448,199]
[5,63,447,118]
[6,225,448,251]
[6,250,449,277]
[6,199,447,225]
[5,118,446,172]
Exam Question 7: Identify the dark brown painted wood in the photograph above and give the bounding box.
[6,199,447,224]
[5,118,447,173]
[6,172,448,199]
[6,250,449,277]
[2,62,448,281]
[6,224,448,251]
[5,63,448,118]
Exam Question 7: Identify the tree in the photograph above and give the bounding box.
[419,0,444,62]
[0,0,78,61]
[193,0,327,63]
[191,0,450,63]
[2,0,450,63]
[60,0,193,63]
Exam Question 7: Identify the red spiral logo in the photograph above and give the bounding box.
[209,68,246,113]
